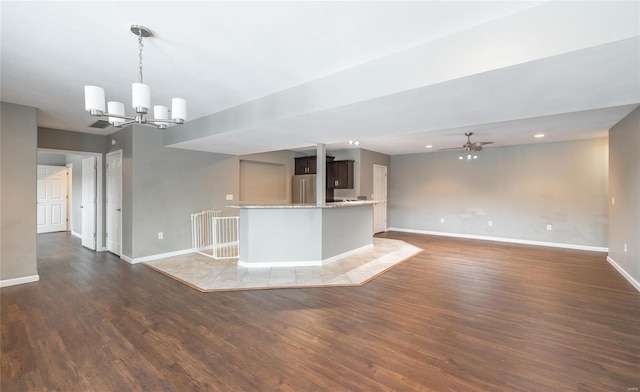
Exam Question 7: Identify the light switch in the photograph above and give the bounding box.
[546,224,552,231]
[226,194,234,201]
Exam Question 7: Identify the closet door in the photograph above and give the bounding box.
[37,165,68,234]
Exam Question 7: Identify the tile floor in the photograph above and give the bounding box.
[144,238,422,292]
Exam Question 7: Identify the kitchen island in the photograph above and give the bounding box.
[229,201,377,268]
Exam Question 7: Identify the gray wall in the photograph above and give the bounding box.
[1,102,38,282]
[360,148,391,200]
[389,138,609,248]
[38,127,106,154]
[113,125,238,259]
[37,152,67,166]
[609,106,640,286]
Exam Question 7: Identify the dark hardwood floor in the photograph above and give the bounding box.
[2,232,639,391]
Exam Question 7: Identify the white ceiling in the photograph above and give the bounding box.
[2,1,639,156]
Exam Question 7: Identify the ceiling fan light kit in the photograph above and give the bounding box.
[84,25,187,129]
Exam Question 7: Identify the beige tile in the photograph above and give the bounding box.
[268,268,297,287]
[145,238,422,292]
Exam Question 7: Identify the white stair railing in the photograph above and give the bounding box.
[191,210,222,252]
[211,216,240,259]
[190,210,239,259]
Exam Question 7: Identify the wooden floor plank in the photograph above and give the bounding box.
[1,231,638,391]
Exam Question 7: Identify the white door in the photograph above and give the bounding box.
[373,164,387,233]
[36,165,68,233]
[106,151,122,256]
[81,157,96,250]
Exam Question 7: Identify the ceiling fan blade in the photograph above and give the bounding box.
[470,145,483,152]
[437,147,466,151]
[473,141,494,146]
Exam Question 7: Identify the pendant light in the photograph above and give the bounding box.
[84,25,186,129]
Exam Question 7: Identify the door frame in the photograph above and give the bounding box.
[106,150,123,256]
[38,148,104,251]
[66,163,73,231]
[82,156,97,250]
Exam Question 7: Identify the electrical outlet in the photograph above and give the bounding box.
[488,221,492,227]
[226,194,234,201]
[158,232,163,240]
[546,224,552,231]
[440,218,445,223]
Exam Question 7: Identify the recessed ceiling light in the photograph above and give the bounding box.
[425,145,433,149]
[534,133,545,138]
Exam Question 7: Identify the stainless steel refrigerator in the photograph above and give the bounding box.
[292,175,317,204]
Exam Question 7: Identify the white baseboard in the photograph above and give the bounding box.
[123,248,194,264]
[71,231,82,239]
[238,243,374,268]
[0,274,40,288]
[387,228,608,252]
[120,254,134,263]
[607,256,640,292]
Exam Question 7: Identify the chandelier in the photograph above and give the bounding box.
[84,25,186,129]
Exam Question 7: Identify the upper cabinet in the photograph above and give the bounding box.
[328,160,354,189]
[294,156,335,175]
[294,156,317,174]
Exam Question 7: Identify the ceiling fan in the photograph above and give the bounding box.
[439,132,494,152]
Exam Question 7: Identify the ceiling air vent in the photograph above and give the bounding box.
[89,120,111,129]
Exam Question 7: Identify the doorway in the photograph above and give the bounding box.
[36,149,105,252]
[373,164,387,233]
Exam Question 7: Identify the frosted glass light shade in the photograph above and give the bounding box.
[132,83,151,110]
[84,85,106,113]
[107,101,125,126]
[153,105,169,125]
[171,98,187,121]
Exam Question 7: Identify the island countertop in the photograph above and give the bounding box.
[227,200,379,209]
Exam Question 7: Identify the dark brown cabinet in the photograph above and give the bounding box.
[294,156,316,174]
[294,156,335,175]
[328,160,354,189]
